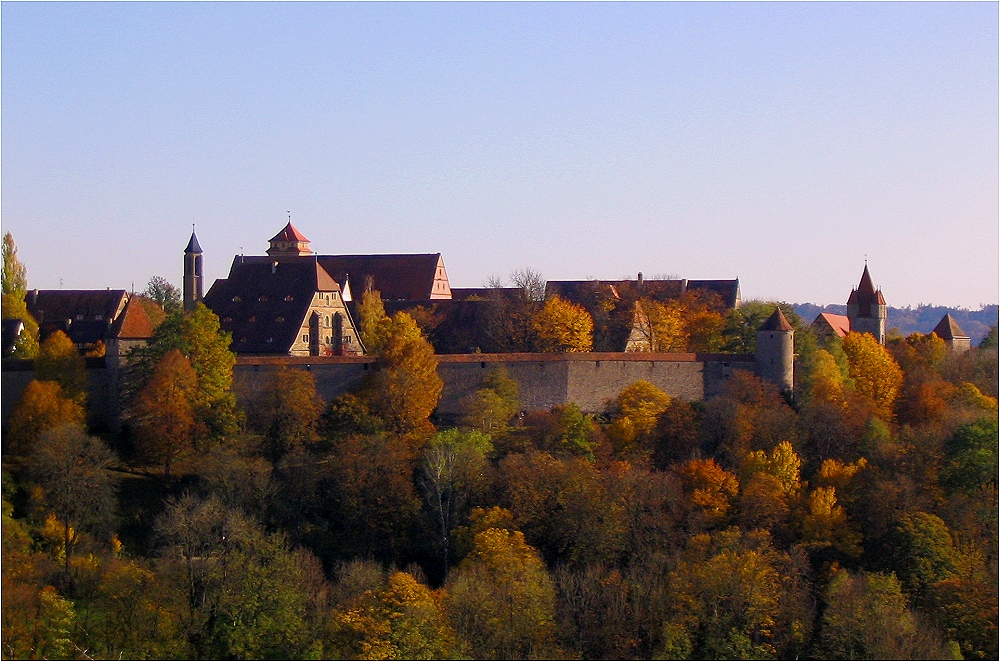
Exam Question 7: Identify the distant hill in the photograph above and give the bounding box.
[792,303,999,346]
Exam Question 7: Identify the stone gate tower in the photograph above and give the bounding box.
[756,307,795,395]
[184,230,204,312]
[847,264,886,344]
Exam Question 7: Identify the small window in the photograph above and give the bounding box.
[284,295,294,302]
[233,296,242,302]
[76,314,84,320]
[266,337,274,343]
[95,315,103,321]
[275,316,285,323]
[302,334,308,342]
[223,316,233,323]
[239,337,247,343]
[258,295,268,302]
[248,316,257,323]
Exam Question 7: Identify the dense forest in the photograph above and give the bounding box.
[3,235,998,660]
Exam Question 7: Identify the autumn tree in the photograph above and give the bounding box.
[255,367,325,461]
[533,294,594,353]
[676,458,739,529]
[129,349,198,475]
[6,380,86,457]
[606,379,671,456]
[629,298,686,352]
[418,429,493,575]
[1,232,39,358]
[444,526,558,659]
[27,425,118,576]
[842,331,904,421]
[521,403,601,460]
[128,302,240,443]
[35,329,88,407]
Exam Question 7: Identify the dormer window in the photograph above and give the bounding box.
[223,316,233,323]
[76,314,84,320]
[95,315,103,321]
[239,337,247,343]
[233,296,242,302]
[258,295,268,302]
[284,295,294,302]
[248,316,257,323]
[266,337,274,343]
[275,316,285,323]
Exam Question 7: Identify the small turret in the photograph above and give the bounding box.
[266,222,313,257]
[756,307,795,395]
[183,230,203,312]
[932,314,971,353]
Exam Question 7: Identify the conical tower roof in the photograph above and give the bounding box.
[269,222,310,244]
[932,314,968,340]
[185,231,202,254]
[760,307,794,332]
[847,264,886,307]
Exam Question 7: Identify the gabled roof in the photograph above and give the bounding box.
[761,307,794,332]
[110,296,155,339]
[847,265,886,308]
[813,312,851,338]
[185,231,202,254]
[203,258,341,354]
[932,314,969,340]
[269,222,310,244]
[317,254,446,300]
[687,279,741,309]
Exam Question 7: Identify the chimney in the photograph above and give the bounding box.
[272,261,278,274]
[637,272,644,289]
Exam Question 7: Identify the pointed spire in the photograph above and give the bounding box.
[185,229,202,254]
[857,264,876,296]
[760,307,794,332]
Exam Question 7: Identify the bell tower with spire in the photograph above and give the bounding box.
[184,228,204,312]
[846,264,887,344]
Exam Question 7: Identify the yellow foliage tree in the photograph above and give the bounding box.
[533,295,593,353]
[741,440,801,497]
[806,348,847,406]
[799,486,862,557]
[678,458,740,525]
[6,380,86,456]
[357,289,393,355]
[842,332,904,421]
[36,330,88,405]
[365,312,443,436]
[630,299,687,352]
[607,380,671,455]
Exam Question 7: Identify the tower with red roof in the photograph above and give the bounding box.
[846,264,887,344]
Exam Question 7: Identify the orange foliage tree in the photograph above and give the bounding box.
[533,295,594,353]
[129,349,198,475]
[6,380,86,457]
[842,332,904,422]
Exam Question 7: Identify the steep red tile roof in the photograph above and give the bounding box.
[269,222,310,244]
[932,314,969,340]
[761,307,794,332]
[813,313,851,338]
[110,296,155,339]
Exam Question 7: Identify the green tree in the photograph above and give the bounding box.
[129,349,198,476]
[939,416,998,496]
[28,425,118,575]
[1,232,39,358]
[35,329,88,405]
[888,512,959,596]
[533,294,594,352]
[128,302,240,444]
[461,367,520,436]
[444,527,557,659]
[143,275,181,314]
[357,289,392,354]
[418,428,493,574]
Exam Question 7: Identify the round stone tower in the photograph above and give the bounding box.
[756,307,795,395]
[183,229,203,312]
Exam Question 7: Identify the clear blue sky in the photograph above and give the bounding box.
[3,2,997,308]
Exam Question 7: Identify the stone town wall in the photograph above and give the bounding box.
[2,353,759,432]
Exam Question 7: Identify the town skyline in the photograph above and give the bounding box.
[3,2,998,308]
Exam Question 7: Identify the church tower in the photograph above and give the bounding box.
[756,307,795,395]
[184,230,203,312]
[846,264,886,344]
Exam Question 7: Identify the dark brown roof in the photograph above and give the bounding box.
[185,231,202,253]
[761,307,794,332]
[687,279,741,308]
[847,265,886,308]
[110,297,155,339]
[546,278,741,308]
[317,254,446,300]
[204,258,341,354]
[269,222,310,244]
[932,314,969,340]
[27,290,129,326]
